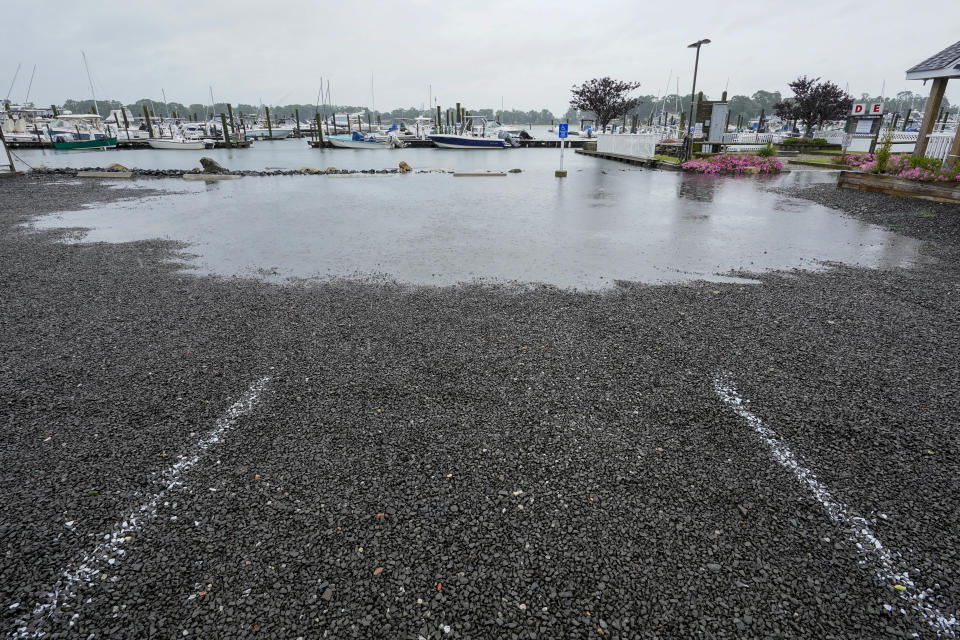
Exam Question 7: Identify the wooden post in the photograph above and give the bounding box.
[456,103,461,126]
[914,78,947,158]
[295,108,301,137]
[315,113,324,145]
[121,109,130,141]
[221,113,232,148]
[265,106,273,139]
[0,127,18,173]
[367,111,372,132]
[51,104,59,116]
[143,104,154,138]
[436,105,441,131]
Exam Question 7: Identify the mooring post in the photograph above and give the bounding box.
[51,104,59,117]
[315,113,324,146]
[0,127,18,173]
[436,105,441,131]
[220,113,232,148]
[121,109,130,141]
[456,103,461,127]
[265,106,273,139]
[228,103,236,134]
[295,108,301,137]
[142,104,154,138]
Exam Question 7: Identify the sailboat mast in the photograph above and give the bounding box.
[23,65,37,105]
[5,63,21,103]
[82,51,99,116]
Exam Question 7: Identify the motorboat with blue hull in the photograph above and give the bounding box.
[428,115,516,149]
[428,135,507,149]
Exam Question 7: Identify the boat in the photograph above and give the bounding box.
[327,131,405,149]
[147,137,211,150]
[49,133,118,150]
[47,114,117,149]
[429,115,509,149]
[244,123,293,140]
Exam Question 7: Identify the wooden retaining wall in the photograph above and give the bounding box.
[837,170,960,204]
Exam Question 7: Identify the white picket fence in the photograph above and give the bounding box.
[596,133,659,159]
[924,132,954,162]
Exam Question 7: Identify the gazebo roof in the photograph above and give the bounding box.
[906,40,960,80]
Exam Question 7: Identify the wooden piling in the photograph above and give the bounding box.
[0,128,18,174]
[265,106,273,139]
[143,104,154,138]
[295,108,301,137]
[315,113,324,145]
[456,103,461,126]
[228,104,236,133]
[221,113,232,148]
[436,105,441,131]
[51,104,59,117]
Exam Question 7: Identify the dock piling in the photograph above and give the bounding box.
[265,106,273,139]
[315,113,324,145]
[221,113,232,148]
[142,104,154,138]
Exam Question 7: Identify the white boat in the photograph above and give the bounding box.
[147,137,211,150]
[245,125,293,140]
[327,131,405,149]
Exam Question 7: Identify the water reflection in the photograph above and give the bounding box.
[677,174,718,202]
[29,170,925,290]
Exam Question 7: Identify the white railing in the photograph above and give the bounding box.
[925,132,954,162]
[596,133,659,159]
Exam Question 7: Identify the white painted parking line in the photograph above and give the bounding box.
[715,378,957,638]
[9,376,271,639]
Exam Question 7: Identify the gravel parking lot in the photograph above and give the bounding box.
[1,175,958,638]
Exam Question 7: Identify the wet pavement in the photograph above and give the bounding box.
[29,169,924,288]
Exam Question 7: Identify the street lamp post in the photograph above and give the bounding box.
[684,38,710,161]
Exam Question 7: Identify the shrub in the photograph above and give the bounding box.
[781,138,798,144]
[756,143,776,157]
[874,129,893,173]
[682,154,783,175]
[810,138,828,145]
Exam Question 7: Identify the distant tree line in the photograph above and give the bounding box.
[56,89,952,125]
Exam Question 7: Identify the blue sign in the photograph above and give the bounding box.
[558,123,568,139]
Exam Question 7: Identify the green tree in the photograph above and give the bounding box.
[570,77,643,131]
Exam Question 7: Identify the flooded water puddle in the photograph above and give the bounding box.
[29,167,927,289]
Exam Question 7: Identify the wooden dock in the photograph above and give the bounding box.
[306,139,589,149]
[7,139,252,150]
[575,149,681,170]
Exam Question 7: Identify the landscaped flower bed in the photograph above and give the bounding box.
[861,155,960,182]
[681,154,783,175]
[831,153,876,167]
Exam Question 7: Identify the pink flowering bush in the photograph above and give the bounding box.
[682,154,783,175]
[858,154,960,182]
[831,153,876,167]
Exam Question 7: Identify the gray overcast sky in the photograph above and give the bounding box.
[5,0,959,113]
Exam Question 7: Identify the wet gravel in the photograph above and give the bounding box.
[1,174,959,638]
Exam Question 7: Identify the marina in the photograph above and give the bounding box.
[3,4,960,640]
